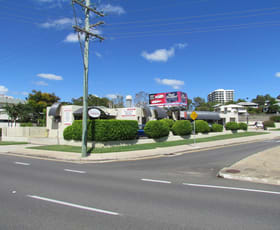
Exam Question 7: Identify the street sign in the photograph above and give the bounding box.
[190,111,198,120]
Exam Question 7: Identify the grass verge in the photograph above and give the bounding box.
[0,141,28,145]
[28,132,267,154]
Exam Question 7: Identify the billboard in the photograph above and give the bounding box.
[149,91,188,108]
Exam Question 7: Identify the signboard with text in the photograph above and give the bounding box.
[149,91,188,108]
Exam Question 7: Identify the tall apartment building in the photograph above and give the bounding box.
[208,89,234,104]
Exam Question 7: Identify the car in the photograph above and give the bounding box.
[255,121,263,129]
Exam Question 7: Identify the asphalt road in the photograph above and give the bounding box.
[0,140,280,230]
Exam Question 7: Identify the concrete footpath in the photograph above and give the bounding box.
[0,131,279,185]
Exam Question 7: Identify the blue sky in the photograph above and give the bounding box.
[0,0,280,103]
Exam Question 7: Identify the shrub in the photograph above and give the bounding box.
[160,119,175,130]
[238,122,248,131]
[63,125,73,140]
[225,122,239,131]
[0,128,2,137]
[144,120,169,139]
[171,120,192,136]
[64,120,138,142]
[194,120,210,133]
[20,122,34,127]
[94,120,138,141]
[71,120,83,141]
[211,124,223,132]
[270,116,280,122]
[263,120,275,128]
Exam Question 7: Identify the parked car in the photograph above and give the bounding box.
[255,121,263,129]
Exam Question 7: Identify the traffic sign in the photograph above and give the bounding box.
[190,111,198,120]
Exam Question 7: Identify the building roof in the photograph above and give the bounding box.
[237,102,258,106]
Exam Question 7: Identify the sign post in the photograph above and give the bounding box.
[190,111,198,144]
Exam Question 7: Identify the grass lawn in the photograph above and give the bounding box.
[28,132,267,154]
[0,141,28,145]
[269,128,280,131]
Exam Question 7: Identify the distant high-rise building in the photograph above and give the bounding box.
[208,89,234,104]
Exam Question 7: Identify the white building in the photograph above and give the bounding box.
[0,94,25,127]
[214,104,246,123]
[208,89,234,104]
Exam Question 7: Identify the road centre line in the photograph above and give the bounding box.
[141,178,171,184]
[14,162,30,166]
[64,169,86,174]
[27,195,120,216]
[183,183,280,195]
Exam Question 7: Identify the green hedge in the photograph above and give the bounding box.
[0,128,2,137]
[144,120,169,139]
[225,122,239,131]
[263,120,275,128]
[63,120,138,142]
[211,124,223,132]
[63,125,73,140]
[94,120,138,141]
[270,116,280,122]
[171,120,192,136]
[160,119,175,130]
[194,120,210,133]
[238,123,248,131]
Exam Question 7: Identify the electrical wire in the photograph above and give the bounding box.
[106,21,280,40]
[108,6,280,26]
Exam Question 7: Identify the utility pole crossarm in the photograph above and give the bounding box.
[72,0,105,17]
[73,25,105,40]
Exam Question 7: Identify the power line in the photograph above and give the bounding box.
[108,7,280,26]
[105,10,280,30]
[106,21,280,40]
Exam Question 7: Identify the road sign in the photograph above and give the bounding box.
[190,111,198,120]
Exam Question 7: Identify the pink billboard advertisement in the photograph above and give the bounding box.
[149,91,188,107]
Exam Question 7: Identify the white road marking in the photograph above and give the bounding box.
[183,183,280,195]
[27,195,120,216]
[141,178,171,184]
[14,162,30,166]
[64,169,86,174]
[276,140,280,143]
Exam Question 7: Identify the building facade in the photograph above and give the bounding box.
[0,95,25,127]
[208,89,234,104]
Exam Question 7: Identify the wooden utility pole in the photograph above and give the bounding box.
[72,0,104,157]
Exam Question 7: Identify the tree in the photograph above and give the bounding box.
[26,90,60,125]
[72,94,111,107]
[193,97,205,108]
[134,91,149,107]
[3,103,23,126]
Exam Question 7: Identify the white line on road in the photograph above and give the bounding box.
[14,162,30,166]
[183,183,280,195]
[64,169,86,174]
[27,195,120,216]
[141,178,171,184]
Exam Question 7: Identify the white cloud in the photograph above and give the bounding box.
[175,43,188,49]
[155,78,184,89]
[37,73,63,80]
[275,72,280,78]
[141,43,187,62]
[106,94,118,99]
[64,28,101,43]
[40,17,76,29]
[100,4,125,15]
[95,52,102,58]
[142,48,175,62]
[0,85,8,94]
[35,81,48,86]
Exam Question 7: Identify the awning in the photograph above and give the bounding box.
[183,111,221,120]
[73,106,108,118]
[48,103,61,116]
